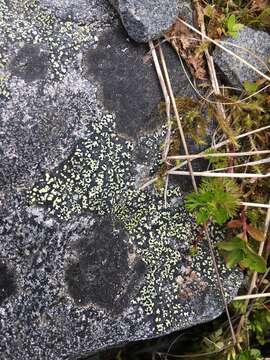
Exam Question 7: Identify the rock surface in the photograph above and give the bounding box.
[213,27,270,87]
[108,0,178,42]
[0,0,242,359]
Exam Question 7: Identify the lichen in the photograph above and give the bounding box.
[30,114,134,218]
[0,0,95,97]
[30,113,235,333]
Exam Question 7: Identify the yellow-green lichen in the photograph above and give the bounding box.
[29,113,205,333]
[0,0,95,97]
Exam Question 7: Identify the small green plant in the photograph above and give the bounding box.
[218,236,267,272]
[243,81,259,94]
[185,178,241,225]
[185,178,267,273]
[154,2,270,358]
[235,348,263,360]
[224,14,244,38]
[250,308,270,345]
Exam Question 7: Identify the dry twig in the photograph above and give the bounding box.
[167,150,270,160]
[177,18,270,83]
[151,38,237,344]
[236,200,270,337]
[234,292,270,301]
[158,43,198,191]
[168,170,270,178]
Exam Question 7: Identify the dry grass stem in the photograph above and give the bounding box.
[158,44,198,191]
[234,293,270,301]
[169,125,270,173]
[139,177,158,191]
[164,175,169,208]
[178,18,270,83]
[140,125,270,190]
[160,35,270,106]
[150,37,237,344]
[210,157,270,173]
[149,42,172,163]
[236,200,270,337]
[167,150,270,160]
[168,170,270,178]
[240,202,270,209]
[220,41,270,72]
[185,36,270,72]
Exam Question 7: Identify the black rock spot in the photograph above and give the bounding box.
[84,25,193,139]
[65,216,146,314]
[0,261,16,305]
[10,44,48,82]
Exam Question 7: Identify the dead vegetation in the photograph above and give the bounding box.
[144,0,270,358]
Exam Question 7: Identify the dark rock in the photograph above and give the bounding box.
[0,261,16,305]
[213,27,270,87]
[108,0,178,42]
[10,44,49,82]
[84,25,195,139]
[0,0,242,359]
[65,216,146,313]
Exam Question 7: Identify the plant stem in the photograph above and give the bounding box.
[167,150,270,160]
[168,170,270,178]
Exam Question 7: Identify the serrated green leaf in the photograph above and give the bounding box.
[196,208,209,224]
[232,23,245,31]
[225,14,244,38]
[236,349,263,360]
[185,178,241,225]
[240,247,267,272]
[227,14,236,29]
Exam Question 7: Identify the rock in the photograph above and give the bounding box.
[108,0,178,42]
[84,25,195,139]
[213,27,270,87]
[177,0,194,25]
[0,0,242,359]
[39,0,114,23]
[0,261,16,306]
[10,44,49,82]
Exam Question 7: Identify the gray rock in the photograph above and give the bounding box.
[39,0,114,24]
[213,27,270,87]
[0,0,242,359]
[177,0,194,25]
[108,0,178,42]
[83,26,195,139]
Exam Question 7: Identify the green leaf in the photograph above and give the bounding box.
[218,237,266,272]
[250,309,270,345]
[225,248,244,268]
[225,14,244,38]
[233,23,245,31]
[240,247,267,272]
[227,14,236,30]
[243,81,259,94]
[218,237,245,251]
[196,208,209,225]
[236,349,263,360]
[185,178,241,225]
